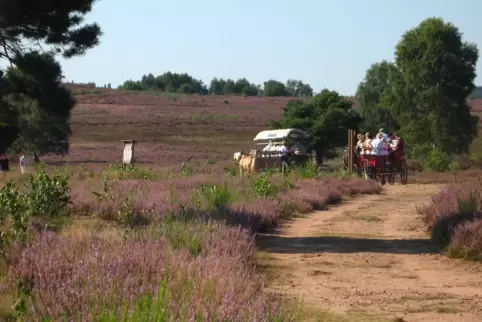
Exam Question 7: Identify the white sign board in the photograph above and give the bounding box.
[122,141,135,164]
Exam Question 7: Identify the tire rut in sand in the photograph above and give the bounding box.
[258,184,482,322]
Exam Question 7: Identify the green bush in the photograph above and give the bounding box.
[423,149,450,172]
[25,170,70,217]
[196,183,234,210]
[292,162,318,179]
[252,172,277,198]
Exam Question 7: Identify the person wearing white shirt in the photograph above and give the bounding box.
[263,141,273,152]
[278,141,288,155]
[370,135,381,155]
[378,133,389,156]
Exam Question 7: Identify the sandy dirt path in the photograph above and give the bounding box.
[258,184,482,322]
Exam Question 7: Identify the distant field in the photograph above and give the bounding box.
[49,88,300,168]
[41,87,482,165]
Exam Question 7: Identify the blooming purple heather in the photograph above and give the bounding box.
[420,178,482,260]
[2,169,382,320]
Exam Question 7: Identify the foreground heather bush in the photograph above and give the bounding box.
[431,212,482,245]
[420,179,482,230]
[8,222,296,321]
[420,178,482,260]
[448,219,482,260]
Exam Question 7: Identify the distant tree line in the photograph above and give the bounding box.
[118,72,314,97]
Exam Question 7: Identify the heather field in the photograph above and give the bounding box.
[420,177,482,260]
[2,88,482,320]
[0,162,382,320]
[50,87,307,166]
[45,88,482,169]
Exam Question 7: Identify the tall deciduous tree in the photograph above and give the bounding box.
[271,89,361,163]
[394,17,479,154]
[355,61,400,133]
[0,0,102,156]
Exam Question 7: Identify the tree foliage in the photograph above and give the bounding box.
[119,73,315,97]
[119,72,209,94]
[285,79,313,97]
[356,17,479,156]
[209,77,260,96]
[262,80,288,96]
[0,0,102,155]
[355,61,400,133]
[271,89,361,163]
[394,17,479,154]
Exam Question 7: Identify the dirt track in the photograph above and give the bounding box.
[259,184,482,322]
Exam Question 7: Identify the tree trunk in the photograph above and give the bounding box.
[33,152,40,163]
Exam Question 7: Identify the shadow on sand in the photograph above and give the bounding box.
[257,231,440,255]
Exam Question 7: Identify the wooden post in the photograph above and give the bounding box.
[347,130,355,174]
[121,140,137,165]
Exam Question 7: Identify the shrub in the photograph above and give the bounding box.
[252,172,277,198]
[447,219,482,260]
[423,149,450,172]
[196,182,234,210]
[24,169,70,218]
[420,178,482,259]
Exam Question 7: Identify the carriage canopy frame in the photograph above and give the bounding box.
[253,128,311,146]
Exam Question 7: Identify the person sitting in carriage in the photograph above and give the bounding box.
[378,128,390,141]
[353,133,365,166]
[356,133,365,154]
[388,132,404,169]
[363,132,372,153]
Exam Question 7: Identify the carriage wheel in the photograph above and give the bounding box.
[388,174,395,185]
[400,159,408,185]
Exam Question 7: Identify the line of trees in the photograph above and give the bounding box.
[119,73,314,97]
[273,17,479,164]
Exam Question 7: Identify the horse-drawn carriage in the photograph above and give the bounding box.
[252,128,312,171]
[343,144,408,185]
[234,128,312,173]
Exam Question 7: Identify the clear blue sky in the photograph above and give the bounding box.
[59,0,482,96]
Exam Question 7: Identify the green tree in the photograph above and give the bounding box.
[209,77,225,94]
[355,61,400,133]
[271,89,362,163]
[222,79,236,94]
[286,79,314,97]
[263,80,288,96]
[394,17,479,154]
[0,0,102,156]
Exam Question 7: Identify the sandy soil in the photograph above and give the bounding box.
[258,184,482,322]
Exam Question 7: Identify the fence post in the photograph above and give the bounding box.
[347,130,355,174]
